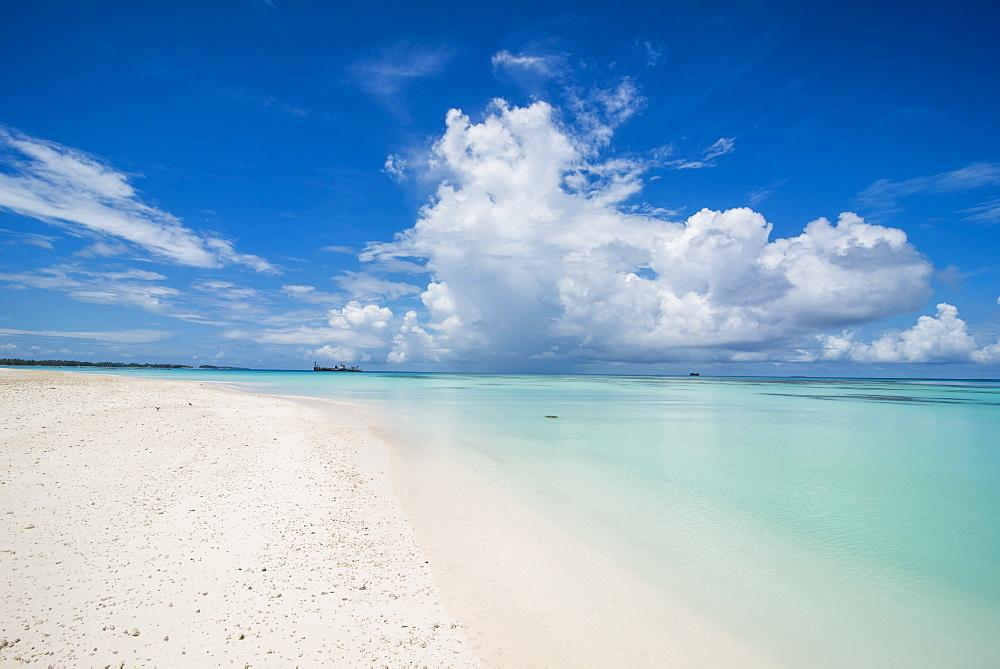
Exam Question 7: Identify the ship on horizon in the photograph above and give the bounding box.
[313,362,363,372]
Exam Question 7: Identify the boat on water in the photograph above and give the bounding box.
[313,362,363,372]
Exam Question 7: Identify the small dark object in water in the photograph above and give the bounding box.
[689,372,700,376]
[545,415,559,418]
[313,361,362,372]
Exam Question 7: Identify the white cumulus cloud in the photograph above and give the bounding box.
[354,98,934,365]
[310,344,371,364]
[229,301,397,362]
[327,301,393,332]
[819,303,1000,363]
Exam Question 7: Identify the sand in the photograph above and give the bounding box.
[1,368,778,668]
[0,369,474,666]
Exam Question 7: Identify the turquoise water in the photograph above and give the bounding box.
[43,369,1000,666]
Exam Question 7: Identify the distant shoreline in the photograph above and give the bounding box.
[0,358,248,370]
[6,360,996,383]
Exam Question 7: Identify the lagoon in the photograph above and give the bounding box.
[52,369,1000,666]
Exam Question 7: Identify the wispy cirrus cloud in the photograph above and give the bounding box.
[633,39,666,67]
[0,126,277,271]
[0,265,181,313]
[0,327,171,344]
[666,137,737,170]
[490,48,730,174]
[189,279,274,321]
[0,226,57,249]
[0,265,272,327]
[73,240,129,258]
[858,161,1000,215]
[334,271,420,301]
[349,42,455,113]
[280,284,341,305]
[748,177,791,206]
[134,54,307,119]
[205,82,309,118]
[959,197,1000,225]
[319,245,355,254]
[491,49,565,80]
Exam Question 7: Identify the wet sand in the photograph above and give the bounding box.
[370,412,778,668]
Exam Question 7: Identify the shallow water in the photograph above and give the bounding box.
[42,369,1000,666]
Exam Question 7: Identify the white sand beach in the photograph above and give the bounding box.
[1,369,775,667]
[0,369,473,666]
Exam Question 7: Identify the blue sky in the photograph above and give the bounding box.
[1,0,998,375]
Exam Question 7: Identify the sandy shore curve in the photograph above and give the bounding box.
[0,369,474,666]
[2,368,780,668]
